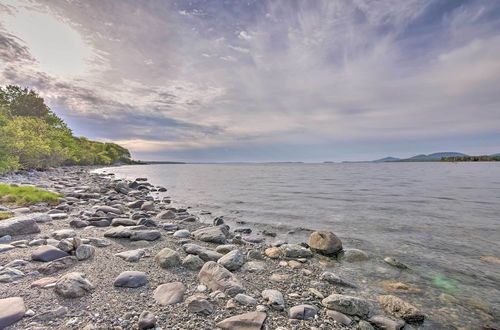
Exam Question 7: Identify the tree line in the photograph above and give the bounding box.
[0,85,135,172]
[441,156,500,162]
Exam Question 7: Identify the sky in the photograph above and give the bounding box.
[1,0,500,162]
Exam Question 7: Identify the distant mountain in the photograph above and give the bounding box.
[373,157,400,162]
[407,152,468,160]
[491,153,500,156]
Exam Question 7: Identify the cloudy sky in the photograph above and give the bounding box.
[1,0,500,162]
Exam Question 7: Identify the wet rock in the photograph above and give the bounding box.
[138,311,156,329]
[0,297,25,329]
[115,249,145,262]
[377,295,425,323]
[377,280,422,294]
[383,257,408,269]
[216,311,267,330]
[308,230,343,256]
[155,248,181,268]
[185,295,214,315]
[320,271,356,287]
[55,272,94,298]
[192,226,228,244]
[75,244,95,261]
[322,294,370,317]
[235,293,257,306]
[114,271,148,288]
[198,261,245,296]
[289,304,318,320]
[326,310,352,326]
[280,244,313,258]
[262,289,285,310]
[0,214,41,237]
[153,282,186,305]
[0,267,24,282]
[32,245,69,262]
[369,315,405,330]
[265,247,283,259]
[218,249,246,271]
[52,229,76,240]
[338,248,369,262]
[38,256,78,275]
[129,230,161,241]
[182,254,205,270]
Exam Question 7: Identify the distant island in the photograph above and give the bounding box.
[372,152,500,162]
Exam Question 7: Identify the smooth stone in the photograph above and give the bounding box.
[383,257,408,269]
[160,223,178,231]
[322,294,370,317]
[185,295,214,315]
[241,261,266,273]
[0,235,12,243]
[308,230,343,256]
[52,229,76,240]
[28,238,46,246]
[377,280,422,293]
[153,282,186,305]
[57,239,74,253]
[97,206,122,214]
[262,289,285,310]
[114,271,148,288]
[33,214,52,222]
[0,244,14,253]
[280,244,313,258]
[37,256,78,275]
[111,218,137,226]
[75,244,95,261]
[30,277,58,288]
[192,225,229,244]
[115,249,145,262]
[181,255,205,270]
[369,315,405,330]
[88,237,111,247]
[104,226,133,238]
[0,214,41,237]
[265,247,283,259]
[0,297,26,328]
[234,293,257,306]
[55,272,94,298]
[173,229,190,238]
[377,295,425,322]
[138,311,156,330]
[183,243,223,261]
[0,267,25,282]
[326,310,352,326]
[198,261,245,296]
[129,230,161,241]
[33,306,68,322]
[242,235,264,243]
[218,249,246,271]
[32,245,69,262]
[216,311,267,330]
[49,213,68,220]
[156,210,176,220]
[140,201,155,211]
[5,259,28,268]
[359,320,375,330]
[289,304,318,320]
[215,244,238,254]
[155,248,181,268]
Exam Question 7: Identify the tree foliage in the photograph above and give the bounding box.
[0,85,134,172]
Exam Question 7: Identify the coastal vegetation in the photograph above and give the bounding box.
[0,85,134,173]
[441,155,500,162]
[0,183,61,206]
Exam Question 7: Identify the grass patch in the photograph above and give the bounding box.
[0,184,62,206]
[0,211,14,220]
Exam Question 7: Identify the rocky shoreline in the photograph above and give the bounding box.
[0,167,430,329]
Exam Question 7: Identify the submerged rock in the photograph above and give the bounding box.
[377,295,425,323]
[322,294,370,317]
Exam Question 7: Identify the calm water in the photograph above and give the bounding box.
[96,162,500,328]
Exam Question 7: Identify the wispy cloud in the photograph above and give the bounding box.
[1,0,499,161]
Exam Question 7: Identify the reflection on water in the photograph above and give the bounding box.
[96,162,500,328]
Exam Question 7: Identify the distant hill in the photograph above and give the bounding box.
[407,152,468,160]
[491,153,500,156]
[373,157,400,162]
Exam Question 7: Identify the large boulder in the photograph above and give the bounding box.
[322,294,370,317]
[377,295,425,322]
[216,311,267,330]
[153,282,186,305]
[198,261,245,296]
[308,230,342,256]
[0,297,25,329]
[55,272,94,298]
[192,226,228,244]
[155,248,181,268]
[32,245,69,262]
[0,213,40,237]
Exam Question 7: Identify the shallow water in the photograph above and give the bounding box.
[96,162,500,328]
